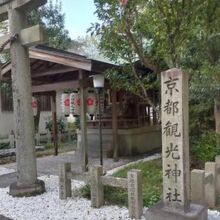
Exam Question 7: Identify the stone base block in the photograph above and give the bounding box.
[145,201,207,220]
[9,179,45,197]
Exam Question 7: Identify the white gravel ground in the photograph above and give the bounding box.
[0,166,219,219]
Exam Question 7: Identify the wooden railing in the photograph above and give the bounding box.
[59,163,143,219]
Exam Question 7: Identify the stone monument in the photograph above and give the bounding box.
[145,68,207,220]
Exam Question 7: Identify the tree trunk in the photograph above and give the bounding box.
[214,98,220,134]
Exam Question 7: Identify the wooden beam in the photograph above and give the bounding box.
[32,80,80,93]
[0,25,46,51]
[29,50,92,71]
[32,67,76,78]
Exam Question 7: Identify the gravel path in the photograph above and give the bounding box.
[0,155,219,220]
[0,174,219,220]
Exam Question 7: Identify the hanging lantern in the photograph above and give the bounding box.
[32,97,38,116]
[61,93,70,117]
[87,89,97,115]
[70,92,80,116]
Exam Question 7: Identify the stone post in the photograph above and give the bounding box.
[205,162,216,208]
[191,169,206,205]
[90,165,104,208]
[8,4,45,197]
[59,163,71,199]
[9,131,15,148]
[161,68,190,211]
[145,68,207,220]
[127,169,143,219]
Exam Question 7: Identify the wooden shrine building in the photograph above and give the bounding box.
[1,45,161,168]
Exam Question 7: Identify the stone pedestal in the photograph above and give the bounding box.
[145,201,207,220]
[9,179,45,197]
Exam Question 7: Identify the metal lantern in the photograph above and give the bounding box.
[61,93,70,117]
[90,74,105,166]
[70,92,80,116]
[87,89,97,115]
[32,97,38,116]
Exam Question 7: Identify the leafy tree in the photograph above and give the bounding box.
[182,0,220,136]
[69,35,102,60]
[90,0,204,110]
[28,0,72,50]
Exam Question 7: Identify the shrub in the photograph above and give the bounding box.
[191,131,220,168]
[0,142,9,149]
[45,117,66,133]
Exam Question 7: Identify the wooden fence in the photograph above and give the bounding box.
[59,163,143,219]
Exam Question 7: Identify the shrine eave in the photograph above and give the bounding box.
[1,45,117,93]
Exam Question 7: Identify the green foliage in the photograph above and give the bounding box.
[0,142,9,149]
[191,131,220,168]
[90,0,219,108]
[45,117,66,133]
[80,184,90,199]
[80,159,162,208]
[74,116,81,130]
[114,159,162,207]
[28,0,71,49]
[0,82,12,98]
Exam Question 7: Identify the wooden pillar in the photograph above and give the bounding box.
[79,70,88,172]
[8,7,45,196]
[112,89,119,162]
[52,93,58,156]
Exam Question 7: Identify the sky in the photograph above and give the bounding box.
[57,0,98,39]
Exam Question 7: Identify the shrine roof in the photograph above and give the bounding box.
[0,45,118,93]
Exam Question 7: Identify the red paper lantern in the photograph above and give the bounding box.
[61,93,70,117]
[87,90,97,115]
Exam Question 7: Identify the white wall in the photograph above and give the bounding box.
[0,111,14,138]
[0,91,69,138]
[0,94,14,138]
